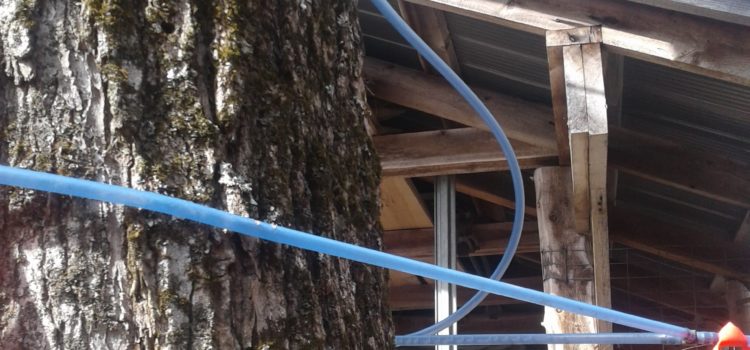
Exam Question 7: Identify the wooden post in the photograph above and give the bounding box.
[535,167,598,350]
[546,26,612,337]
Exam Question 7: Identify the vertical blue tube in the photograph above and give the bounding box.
[367,0,527,336]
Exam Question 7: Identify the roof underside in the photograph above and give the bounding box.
[357,1,750,348]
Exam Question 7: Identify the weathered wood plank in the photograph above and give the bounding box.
[384,222,540,259]
[373,128,558,177]
[561,44,591,233]
[380,177,433,230]
[389,277,542,311]
[545,45,570,165]
[581,43,612,333]
[404,0,750,86]
[397,1,462,73]
[366,59,750,207]
[454,178,538,217]
[364,57,558,149]
[534,167,598,347]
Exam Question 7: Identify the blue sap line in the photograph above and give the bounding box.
[367,0,526,336]
[0,165,692,341]
[395,333,686,346]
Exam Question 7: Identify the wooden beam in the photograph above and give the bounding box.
[394,312,544,334]
[548,28,612,336]
[373,128,557,177]
[534,167,599,343]
[612,278,727,325]
[384,222,540,259]
[397,1,461,73]
[403,0,750,86]
[609,129,750,208]
[380,177,433,230]
[364,57,558,150]
[366,59,750,207]
[610,207,750,283]
[389,276,542,311]
[425,176,538,216]
[519,243,728,328]
[603,49,624,205]
[545,45,570,165]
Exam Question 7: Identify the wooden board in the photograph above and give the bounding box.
[364,57,558,149]
[534,167,599,345]
[384,222,540,259]
[374,128,558,177]
[380,177,433,230]
[404,0,750,86]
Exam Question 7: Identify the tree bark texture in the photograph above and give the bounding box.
[0,0,393,348]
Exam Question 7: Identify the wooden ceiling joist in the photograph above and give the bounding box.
[610,208,750,283]
[394,312,544,334]
[609,129,750,209]
[402,0,750,86]
[379,177,433,231]
[373,128,557,177]
[384,222,540,259]
[384,212,750,283]
[364,57,558,150]
[389,276,542,311]
[365,59,750,208]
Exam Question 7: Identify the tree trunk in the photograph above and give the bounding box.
[0,0,393,348]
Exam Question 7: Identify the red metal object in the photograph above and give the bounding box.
[714,322,749,350]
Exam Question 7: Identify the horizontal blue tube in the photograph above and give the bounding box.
[368,0,527,335]
[395,333,685,346]
[0,165,692,339]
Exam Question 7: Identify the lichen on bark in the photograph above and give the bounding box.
[0,0,393,349]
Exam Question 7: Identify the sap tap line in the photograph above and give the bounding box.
[0,164,694,344]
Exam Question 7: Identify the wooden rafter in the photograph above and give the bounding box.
[379,177,432,230]
[364,59,750,208]
[364,57,557,150]
[402,0,750,86]
[396,1,461,73]
[389,276,542,311]
[373,128,557,177]
[384,222,540,259]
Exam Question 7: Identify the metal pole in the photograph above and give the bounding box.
[434,176,457,350]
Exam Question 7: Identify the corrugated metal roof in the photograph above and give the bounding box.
[623,58,750,162]
[616,172,745,238]
[357,2,422,70]
[444,13,551,104]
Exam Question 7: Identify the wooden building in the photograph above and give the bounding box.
[357,1,750,348]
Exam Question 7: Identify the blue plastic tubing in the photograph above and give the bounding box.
[367,0,526,336]
[396,332,747,347]
[0,165,693,342]
[396,333,685,346]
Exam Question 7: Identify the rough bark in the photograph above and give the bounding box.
[0,0,393,349]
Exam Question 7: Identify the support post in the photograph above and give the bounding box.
[546,26,612,337]
[535,167,597,350]
[434,176,457,350]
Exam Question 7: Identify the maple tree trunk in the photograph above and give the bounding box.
[0,0,393,348]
